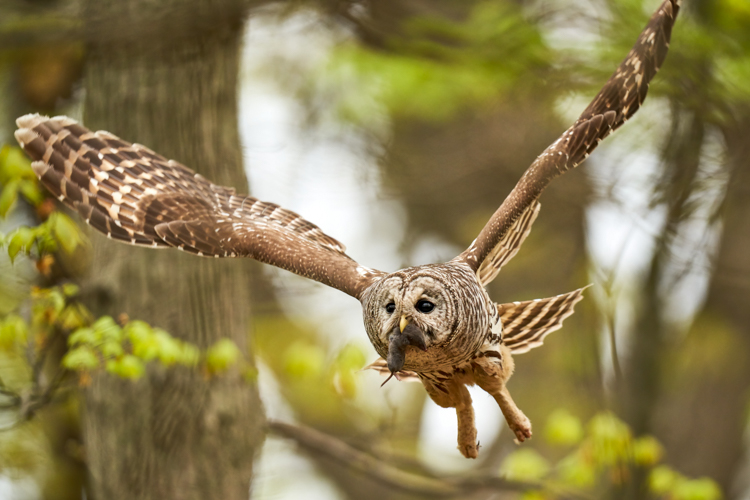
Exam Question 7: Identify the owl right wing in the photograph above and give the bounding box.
[15,114,385,299]
[457,0,680,275]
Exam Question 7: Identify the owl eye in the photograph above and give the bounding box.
[385,302,396,314]
[416,300,435,313]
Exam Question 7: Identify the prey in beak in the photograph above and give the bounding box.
[382,315,427,386]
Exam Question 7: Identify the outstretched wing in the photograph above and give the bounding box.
[499,286,588,354]
[474,200,540,286]
[458,0,680,272]
[14,114,384,299]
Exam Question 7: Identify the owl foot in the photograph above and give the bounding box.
[485,384,533,444]
[509,415,532,443]
[458,441,479,459]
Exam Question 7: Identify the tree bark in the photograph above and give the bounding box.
[79,2,264,499]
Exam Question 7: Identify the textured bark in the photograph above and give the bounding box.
[79,2,264,499]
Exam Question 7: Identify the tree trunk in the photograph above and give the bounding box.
[655,113,750,496]
[79,2,264,499]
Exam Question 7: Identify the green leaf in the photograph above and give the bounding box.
[153,329,183,366]
[673,478,723,500]
[178,343,200,367]
[61,283,80,297]
[17,179,43,207]
[106,355,145,379]
[283,342,325,379]
[587,411,632,466]
[0,314,28,350]
[100,341,124,359]
[206,338,242,373]
[544,409,584,446]
[336,343,366,371]
[557,451,596,488]
[62,346,100,371]
[93,316,122,342]
[499,448,551,482]
[50,213,82,254]
[7,226,36,262]
[131,335,159,361]
[0,179,20,217]
[68,327,96,346]
[46,289,66,318]
[633,435,664,466]
[649,465,679,495]
[0,145,35,183]
[125,320,152,343]
[58,303,91,331]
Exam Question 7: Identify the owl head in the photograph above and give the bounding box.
[361,262,490,373]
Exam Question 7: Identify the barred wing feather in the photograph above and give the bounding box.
[14,114,384,299]
[499,286,589,354]
[459,0,680,272]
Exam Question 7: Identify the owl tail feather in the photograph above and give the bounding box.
[498,285,590,354]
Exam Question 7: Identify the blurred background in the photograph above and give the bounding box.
[0,0,749,499]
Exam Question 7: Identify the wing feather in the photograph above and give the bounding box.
[474,200,540,286]
[15,115,384,298]
[499,286,589,354]
[458,0,680,271]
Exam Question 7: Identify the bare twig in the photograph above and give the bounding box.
[268,420,590,499]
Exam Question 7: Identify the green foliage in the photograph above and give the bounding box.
[283,340,325,379]
[499,410,723,499]
[544,408,584,446]
[106,355,145,379]
[206,338,242,374]
[62,345,99,371]
[1,140,236,386]
[650,466,723,500]
[0,314,28,350]
[2,212,85,263]
[324,0,551,123]
[2,282,248,383]
[0,145,44,215]
[332,343,366,399]
[500,448,551,481]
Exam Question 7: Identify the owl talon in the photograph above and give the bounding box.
[459,443,478,459]
[510,417,533,443]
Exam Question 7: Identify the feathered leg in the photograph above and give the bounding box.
[471,344,532,442]
[421,376,479,458]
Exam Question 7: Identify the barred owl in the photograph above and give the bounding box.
[14,0,679,458]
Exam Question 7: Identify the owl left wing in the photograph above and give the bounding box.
[499,286,589,354]
[457,0,679,273]
[15,114,385,299]
[474,200,539,286]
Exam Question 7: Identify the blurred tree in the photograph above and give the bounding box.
[2,0,750,499]
[77,1,265,498]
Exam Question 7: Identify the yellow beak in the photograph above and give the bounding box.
[399,315,409,333]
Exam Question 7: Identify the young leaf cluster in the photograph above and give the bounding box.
[500,410,722,500]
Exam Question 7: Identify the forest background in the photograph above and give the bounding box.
[0,0,749,499]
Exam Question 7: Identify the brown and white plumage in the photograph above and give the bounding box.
[14,0,679,459]
[14,115,383,298]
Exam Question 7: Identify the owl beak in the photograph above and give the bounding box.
[399,315,409,332]
[386,322,428,374]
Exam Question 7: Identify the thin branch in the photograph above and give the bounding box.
[268,420,589,499]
